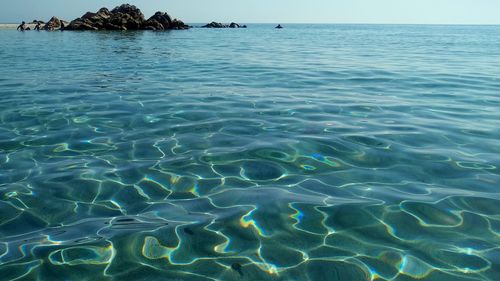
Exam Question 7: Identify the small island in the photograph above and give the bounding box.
[22,4,190,31]
[18,4,253,31]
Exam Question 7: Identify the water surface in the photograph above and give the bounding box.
[1,24,500,280]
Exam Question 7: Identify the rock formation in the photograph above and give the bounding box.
[43,17,68,30]
[202,22,247,28]
[65,4,189,31]
[19,4,254,32]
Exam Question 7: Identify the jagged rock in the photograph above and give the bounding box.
[144,12,172,30]
[171,19,189,30]
[111,4,144,21]
[81,12,97,20]
[43,17,64,30]
[65,4,188,31]
[68,7,110,30]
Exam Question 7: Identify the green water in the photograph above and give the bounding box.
[1,25,500,280]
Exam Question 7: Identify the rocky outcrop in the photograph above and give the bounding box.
[109,4,144,30]
[66,8,110,30]
[31,20,45,24]
[170,19,189,30]
[65,4,189,31]
[202,22,247,28]
[43,17,67,30]
[143,11,172,30]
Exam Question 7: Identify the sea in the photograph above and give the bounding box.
[0,24,499,281]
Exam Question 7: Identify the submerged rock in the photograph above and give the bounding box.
[65,4,189,31]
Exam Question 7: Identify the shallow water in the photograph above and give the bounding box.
[1,24,500,281]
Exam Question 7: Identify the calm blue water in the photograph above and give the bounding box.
[1,24,500,281]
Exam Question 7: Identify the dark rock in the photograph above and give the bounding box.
[82,12,97,20]
[104,22,126,31]
[43,16,64,30]
[202,21,246,28]
[107,11,142,30]
[65,4,189,31]
[202,22,225,28]
[67,21,99,31]
[111,4,144,21]
[171,18,190,30]
[67,8,110,30]
[144,11,172,30]
[143,20,163,31]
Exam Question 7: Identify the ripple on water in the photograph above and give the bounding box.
[1,25,500,281]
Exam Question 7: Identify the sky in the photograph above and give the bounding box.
[1,0,499,24]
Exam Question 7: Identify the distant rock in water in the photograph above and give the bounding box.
[43,17,67,30]
[202,22,247,28]
[31,20,45,24]
[65,4,189,31]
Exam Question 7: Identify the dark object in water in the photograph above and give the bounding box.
[231,263,243,276]
[275,24,283,29]
[184,227,194,235]
[202,21,247,28]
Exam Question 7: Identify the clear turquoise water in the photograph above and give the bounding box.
[1,24,500,281]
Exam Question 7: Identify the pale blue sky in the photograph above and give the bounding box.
[1,0,499,24]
